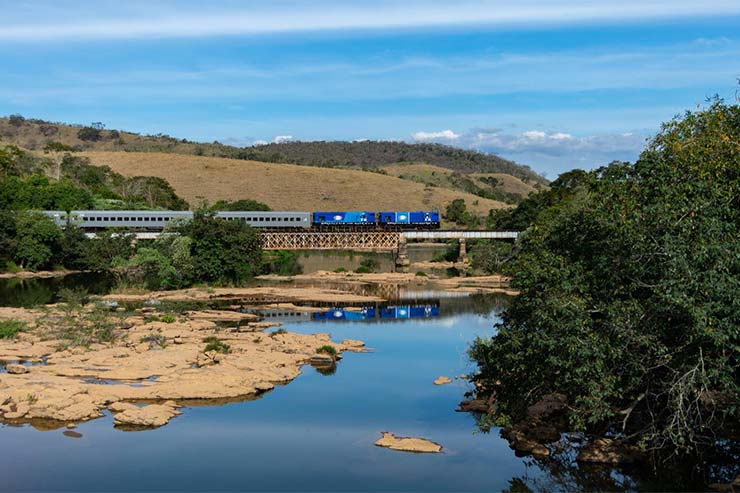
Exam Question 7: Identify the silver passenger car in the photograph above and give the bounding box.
[42,210,311,230]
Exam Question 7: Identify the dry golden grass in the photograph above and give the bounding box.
[81,152,509,214]
[382,163,538,198]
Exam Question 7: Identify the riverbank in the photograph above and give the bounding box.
[0,269,81,280]
[0,303,365,429]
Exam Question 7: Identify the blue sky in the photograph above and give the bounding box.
[1,1,739,177]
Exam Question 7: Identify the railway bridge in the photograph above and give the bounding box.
[122,230,519,272]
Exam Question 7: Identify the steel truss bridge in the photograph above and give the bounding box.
[117,230,519,250]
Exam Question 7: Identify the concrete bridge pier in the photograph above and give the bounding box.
[458,238,468,263]
[394,236,410,273]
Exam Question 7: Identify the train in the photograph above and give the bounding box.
[41,209,440,231]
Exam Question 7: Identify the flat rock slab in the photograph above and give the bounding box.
[433,376,451,385]
[374,432,442,453]
[113,403,181,428]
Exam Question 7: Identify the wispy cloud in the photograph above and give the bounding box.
[2,0,740,41]
[411,130,460,141]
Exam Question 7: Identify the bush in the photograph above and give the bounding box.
[203,336,230,354]
[470,242,514,274]
[77,127,102,142]
[316,345,338,358]
[415,271,427,277]
[333,267,347,273]
[355,257,380,273]
[0,320,26,339]
[159,314,176,323]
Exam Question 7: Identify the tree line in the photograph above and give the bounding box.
[469,98,740,464]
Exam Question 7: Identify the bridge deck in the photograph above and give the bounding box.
[89,230,519,247]
[402,231,518,239]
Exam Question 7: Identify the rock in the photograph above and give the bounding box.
[433,376,451,386]
[526,393,567,421]
[66,423,76,429]
[113,404,181,428]
[309,354,335,365]
[374,432,442,453]
[108,401,139,413]
[63,430,83,438]
[577,438,643,465]
[5,364,28,374]
[4,402,30,419]
[502,428,550,459]
[341,339,365,348]
[457,399,489,413]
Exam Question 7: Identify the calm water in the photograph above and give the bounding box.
[0,291,688,492]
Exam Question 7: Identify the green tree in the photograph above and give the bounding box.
[211,199,271,211]
[180,210,262,284]
[470,98,740,459]
[12,212,62,270]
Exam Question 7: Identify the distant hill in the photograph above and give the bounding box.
[78,152,510,219]
[248,141,547,185]
[0,115,547,205]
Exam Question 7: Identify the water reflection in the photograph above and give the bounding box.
[0,272,116,307]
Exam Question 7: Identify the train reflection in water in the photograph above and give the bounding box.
[312,305,439,321]
[257,303,440,323]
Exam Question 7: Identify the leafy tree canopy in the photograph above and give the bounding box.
[470,98,740,458]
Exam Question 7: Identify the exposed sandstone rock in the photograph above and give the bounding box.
[433,376,451,385]
[341,339,365,348]
[374,432,443,453]
[113,404,181,428]
[5,364,28,374]
[577,438,644,465]
[0,304,365,430]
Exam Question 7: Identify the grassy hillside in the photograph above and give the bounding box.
[381,163,541,204]
[79,151,509,215]
[0,116,545,203]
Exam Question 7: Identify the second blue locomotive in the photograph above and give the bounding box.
[312,211,439,230]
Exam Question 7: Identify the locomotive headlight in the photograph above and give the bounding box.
[333,215,343,220]
[399,215,407,220]
[333,311,343,318]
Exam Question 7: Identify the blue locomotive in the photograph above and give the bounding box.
[313,210,439,230]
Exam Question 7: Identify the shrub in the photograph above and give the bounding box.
[355,257,380,273]
[270,328,287,337]
[140,334,167,349]
[0,320,26,339]
[77,127,102,142]
[415,271,427,277]
[333,267,347,273]
[159,314,176,323]
[316,345,338,357]
[202,336,230,353]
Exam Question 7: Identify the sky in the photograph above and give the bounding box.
[1,1,739,178]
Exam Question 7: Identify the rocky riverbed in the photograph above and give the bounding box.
[0,303,365,430]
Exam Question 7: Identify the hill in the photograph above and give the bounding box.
[0,116,546,203]
[79,151,508,216]
[381,163,540,204]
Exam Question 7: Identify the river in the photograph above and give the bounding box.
[0,276,705,492]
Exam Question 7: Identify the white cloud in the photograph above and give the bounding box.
[522,130,547,139]
[273,135,294,143]
[2,1,740,41]
[251,139,269,146]
[411,129,460,141]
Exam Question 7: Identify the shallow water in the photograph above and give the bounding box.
[0,293,691,492]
